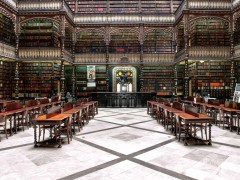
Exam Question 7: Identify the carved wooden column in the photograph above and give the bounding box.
[14,33,20,99]
[60,60,65,100]
[139,25,144,92]
[174,65,178,95]
[183,14,190,97]
[105,26,110,92]
[230,15,235,95]
[72,65,76,99]
[184,59,189,97]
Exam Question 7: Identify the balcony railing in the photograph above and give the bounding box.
[109,53,140,64]
[234,44,240,58]
[188,0,232,10]
[74,14,175,24]
[233,0,240,8]
[19,47,61,59]
[188,46,231,60]
[2,0,17,10]
[18,0,62,11]
[75,53,106,64]
[0,42,16,59]
[143,54,175,64]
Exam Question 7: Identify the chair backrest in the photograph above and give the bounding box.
[172,102,182,111]
[46,106,61,115]
[184,105,199,117]
[75,100,83,107]
[196,97,205,103]
[232,102,240,109]
[5,102,23,111]
[63,102,73,112]
[208,99,220,106]
[156,98,164,103]
[31,100,38,106]
[187,96,194,101]
[224,101,233,108]
[40,98,49,104]
[51,96,59,103]
[25,100,33,107]
[164,102,171,107]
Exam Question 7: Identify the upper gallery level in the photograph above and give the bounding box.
[12,0,234,24]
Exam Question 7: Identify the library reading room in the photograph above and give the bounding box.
[1,0,240,179]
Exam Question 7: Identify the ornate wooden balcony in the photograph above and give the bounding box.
[2,0,17,10]
[74,14,175,24]
[234,45,240,58]
[75,53,106,64]
[188,46,231,60]
[188,0,232,10]
[0,42,16,59]
[18,0,62,11]
[19,47,61,60]
[233,0,240,8]
[143,54,175,64]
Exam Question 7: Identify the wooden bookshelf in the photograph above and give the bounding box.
[141,66,174,95]
[65,24,72,53]
[109,30,140,53]
[65,0,182,14]
[19,19,60,47]
[234,18,240,46]
[188,61,231,98]
[177,24,184,52]
[76,30,106,53]
[143,30,173,53]
[0,61,14,99]
[18,62,61,99]
[0,13,15,46]
[176,65,184,96]
[190,19,230,46]
[75,65,107,95]
[64,66,74,93]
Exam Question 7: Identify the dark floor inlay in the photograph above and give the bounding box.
[130,158,196,180]
[76,125,124,136]
[58,158,124,180]
[0,143,33,151]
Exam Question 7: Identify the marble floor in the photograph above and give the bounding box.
[0,108,240,180]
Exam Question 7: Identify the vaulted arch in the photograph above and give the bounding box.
[19,18,60,47]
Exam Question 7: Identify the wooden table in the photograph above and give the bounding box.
[33,114,71,148]
[62,108,82,133]
[175,112,213,146]
[0,108,26,135]
[220,107,240,132]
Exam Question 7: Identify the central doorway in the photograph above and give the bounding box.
[112,66,137,92]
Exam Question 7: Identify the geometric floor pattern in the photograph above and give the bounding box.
[0,108,240,180]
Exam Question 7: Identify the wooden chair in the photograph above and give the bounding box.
[0,115,8,141]
[39,106,61,141]
[218,101,233,129]
[185,105,207,140]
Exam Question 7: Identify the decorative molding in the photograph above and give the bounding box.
[75,54,106,64]
[0,42,16,59]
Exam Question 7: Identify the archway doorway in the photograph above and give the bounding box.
[112,66,137,92]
